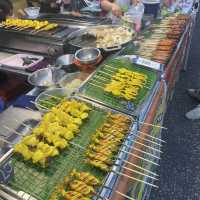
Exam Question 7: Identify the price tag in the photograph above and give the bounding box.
[122,55,163,71]
[136,57,162,71]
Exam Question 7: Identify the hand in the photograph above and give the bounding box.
[132,0,141,6]
[111,3,122,17]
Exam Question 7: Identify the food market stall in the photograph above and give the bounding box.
[0,2,198,200]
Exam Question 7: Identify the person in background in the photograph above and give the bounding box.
[100,0,140,17]
[142,0,161,18]
[185,89,200,120]
[30,0,86,13]
[0,0,13,82]
[0,0,13,22]
[40,0,61,13]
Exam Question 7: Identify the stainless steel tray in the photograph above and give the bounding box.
[77,57,159,117]
[0,97,138,200]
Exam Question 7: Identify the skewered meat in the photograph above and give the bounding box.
[14,100,91,167]
[104,68,148,101]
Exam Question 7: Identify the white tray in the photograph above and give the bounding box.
[0,54,44,70]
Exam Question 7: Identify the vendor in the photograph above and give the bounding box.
[142,0,161,18]
[100,0,140,17]
[0,0,13,22]
[40,0,61,13]
[39,0,86,13]
[0,0,13,82]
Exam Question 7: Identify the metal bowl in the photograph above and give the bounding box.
[56,54,78,73]
[75,48,101,65]
[35,88,71,112]
[28,67,66,89]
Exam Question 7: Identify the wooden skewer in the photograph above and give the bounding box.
[130,132,162,147]
[88,81,139,99]
[3,125,24,137]
[88,82,104,89]
[97,70,113,77]
[121,165,158,180]
[28,98,161,167]
[13,120,34,131]
[113,170,158,188]
[133,140,162,153]
[37,99,58,107]
[30,101,49,110]
[123,143,160,160]
[42,93,66,101]
[137,130,166,143]
[121,159,158,177]
[13,116,161,170]
[138,121,167,130]
[120,149,159,166]
[115,190,136,200]
[38,96,163,155]
[0,137,14,145]
[31,96,164,153]
[70,142,158,179]
[104,64,151,81]
[92,78,142,91]
[86,130,160,160]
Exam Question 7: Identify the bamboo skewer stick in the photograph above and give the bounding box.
[3,126,24,136]
[133,140,162,153]
[10,115,158,173]
[30,101,49,110]
[28,98,161,163]
[91,78,144,91]
[42,93,63,100]
[94,76,151,91]
[15,113,160,178]
[138,121,167,130]
[123,143,160,160]
[121,159,158,177]
[34,95,165,148]
[14,119,32,130]
[130,132,162,147]
[137,131,166,143]
[70,142,158,179]
[113,171,158,188]
[96,69,151,89]
[7,118,159,191]
[104,64,152,81]
[120,149,159,166]
[121,165,158,180]
[0,137,14,145]
[34,93,167,132]
[15,117,160,161]
[37,99,58,107]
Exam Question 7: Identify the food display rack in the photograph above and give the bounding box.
[0,3,197,200]
[0,97,137,200]
[109,80,167,200]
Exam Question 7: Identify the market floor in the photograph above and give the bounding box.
[149,14,200,200]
